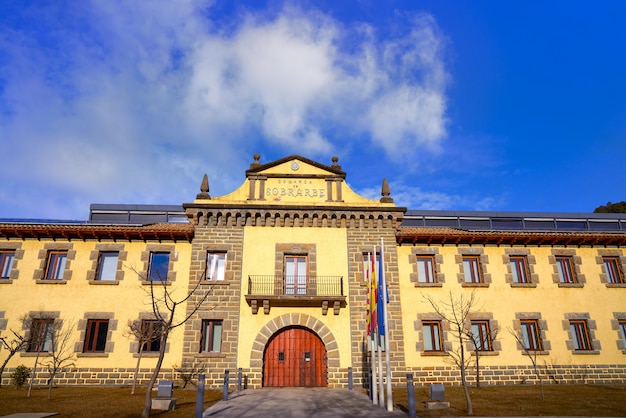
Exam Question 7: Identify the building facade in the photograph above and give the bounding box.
[1,155,625,388]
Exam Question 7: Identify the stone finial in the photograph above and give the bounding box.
[196,174,211,199]
[331,156,342,171]
[250,153,261,169]
[380,178,393,203]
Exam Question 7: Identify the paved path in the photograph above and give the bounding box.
[203,388,408,418]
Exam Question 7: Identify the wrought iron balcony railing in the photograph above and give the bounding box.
[247,275,344,297]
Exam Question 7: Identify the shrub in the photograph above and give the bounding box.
[11,364,31,388]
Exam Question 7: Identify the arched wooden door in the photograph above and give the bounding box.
[263,326,327,387]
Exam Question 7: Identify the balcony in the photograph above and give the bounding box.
[245,275,346,315]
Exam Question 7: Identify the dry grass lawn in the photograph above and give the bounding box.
[393,384,626,417]
[0,384,625,417]
[0,386,223,418]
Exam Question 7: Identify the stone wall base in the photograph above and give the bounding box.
[3,363,625,388]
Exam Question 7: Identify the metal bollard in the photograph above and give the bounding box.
[222,370,230,401]
[238,368,243,392]
[195,374,205,418]
[348,367,353,390]
[406,373,416,418]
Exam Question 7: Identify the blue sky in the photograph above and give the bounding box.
[1,0,625,220]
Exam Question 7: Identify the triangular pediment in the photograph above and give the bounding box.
[192,154,396,208]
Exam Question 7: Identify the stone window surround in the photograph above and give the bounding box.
[409,247,444,287]
[34,243,75,283]
[191,311,227,359]
[140,244,177,284]
[503,248,539,287]
[75,312,117,357]
[275,243,317,279]
[611,312,626,353]
[562,312,600,354]
[87,244,128,284]
[355,246,380,285]
[0,243,23,282]
[456,247,491,287]
[416,312,452,356]
[512,312,551,355]
[196,243,234,282]
[19,311,61,357]
[596,249,626,287]
[550,249,585,287]
[466,312,501,355]
[128,312,169,357]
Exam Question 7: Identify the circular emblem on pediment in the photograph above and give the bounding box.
[290,162,300,171]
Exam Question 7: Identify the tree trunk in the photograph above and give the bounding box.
[141,332,169,418]
[458,333,473,415]
[132,347,144,395]
[0,351,17,388]
[475,352,480,388]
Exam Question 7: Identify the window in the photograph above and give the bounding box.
[619,320,626,349]
[423,321,443,352]
[200,320,223,353]
[84,319,109,353]
[603,257,624,284]
[285,255,307,295]
[569,320,592,351]
[471,321,493,351]
[510,256,530,284]
[520,320,542,351]
[556,256,576,283]
[96,252,119,281]
[45,251,67,280]
[148,252,170,281]
[0,250,15,278]
[207,252,226,281]
[28,318,54,352]
[462,255,483,283]
[416,255,436,283]
[140,320,162,353]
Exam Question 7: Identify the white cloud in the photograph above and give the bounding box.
[0,0,450,218]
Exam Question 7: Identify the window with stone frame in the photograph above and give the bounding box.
[603,257,624,284]
[0,250,15,279]
[275,243,316,295]
[45,251,68,280]
[470,320,493,351]
[456,249,491,286]
[84,319,109,353]
[408,248,444,287]
[200,319,223,353]
[76,313,116,356]
[550,250,585,287]
[504,249,538,287]
[422,320,443,352]
[140,245,177,284]
[148,252,170,282]
[563,313,599,354]
[520,319,543,351]
[513,313,550,354]
[140,319,162,353]
[611,313,626,352]
[87,244,126,284]
[206,252,227,281]
[27,318,55,352]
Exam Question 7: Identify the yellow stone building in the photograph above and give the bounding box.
[1,154,625,389]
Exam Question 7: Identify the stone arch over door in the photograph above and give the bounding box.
[249,313,341,387]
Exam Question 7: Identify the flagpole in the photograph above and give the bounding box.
[377,332,384,407]
[381,237,393,411]
[368,253,378,405]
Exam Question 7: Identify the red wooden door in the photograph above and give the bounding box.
[264,327,327,387]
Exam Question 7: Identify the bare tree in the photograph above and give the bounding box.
[139,278,213,418]
[423,291,480,415]
[508,327,545,400]
[125,319,163,395]
[26,314,55,398]
[467,323,499,388]
[42,319,76,399]
[0,328,29,387]
[173,362,207,388]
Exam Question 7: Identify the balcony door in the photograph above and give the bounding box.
[264,326,327,387]
[285,256,307,295]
